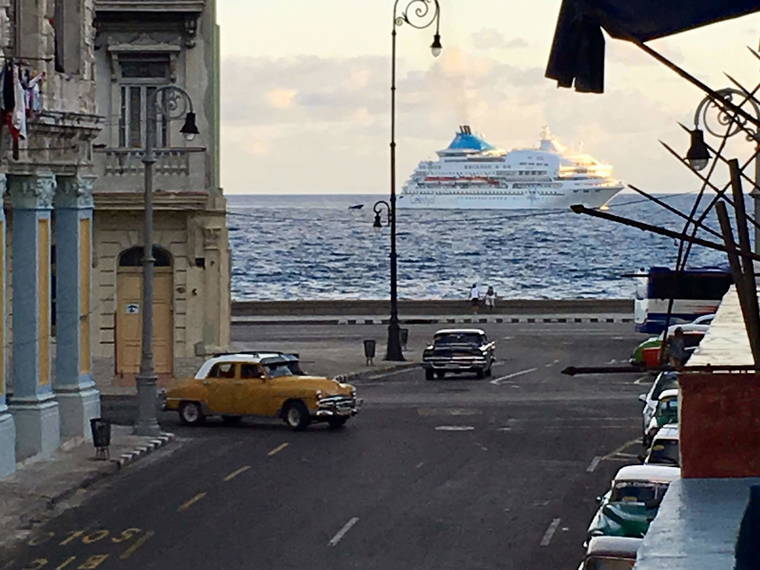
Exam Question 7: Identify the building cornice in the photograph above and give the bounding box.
[95,1,205,13]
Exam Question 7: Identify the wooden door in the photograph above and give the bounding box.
[116,267,173,376]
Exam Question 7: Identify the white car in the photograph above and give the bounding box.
[691,313,715,325]
[578,536,641,570]
[644,389,679,447]
[639,372,678,440]
[643,424,679,467]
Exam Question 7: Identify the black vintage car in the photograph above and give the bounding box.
[422,329,495,380]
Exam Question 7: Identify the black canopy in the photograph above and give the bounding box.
[545,0,760,93]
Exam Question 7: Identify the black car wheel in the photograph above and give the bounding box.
[475,369,485,379]
[283,401,311,431]
[425,369,435,381]
[179,401,205,426]
[435,371,446,379]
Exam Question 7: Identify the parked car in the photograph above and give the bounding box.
[691,313,715,326]
[639,372,678,439]
[578,536,641,570]
[643,424,679,467]
[630,326,707,368]
[586,464,679,543]
[644,389,679,446]
[161,352,360,430]
[421,329,495,380]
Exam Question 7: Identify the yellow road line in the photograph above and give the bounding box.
[177,492,207,512]
[119,530,155,560]
[223,465,252,481]
[268,442,289,457]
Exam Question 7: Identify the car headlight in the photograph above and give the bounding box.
[315,390,324,400]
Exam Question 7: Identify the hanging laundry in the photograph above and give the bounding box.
[11,64,27,140]
[26,72,45,118]
[1,62,13,112]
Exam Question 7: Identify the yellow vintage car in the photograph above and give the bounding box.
[161,352,360,430]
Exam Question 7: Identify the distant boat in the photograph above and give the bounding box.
[348,204,364,210]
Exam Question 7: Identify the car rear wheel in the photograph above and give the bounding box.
[475,368,485,379]
[179,402,205,426]
[283,401,311,431]
[328,417,349,429]
[425,369,435,380]
[435,371,446,379]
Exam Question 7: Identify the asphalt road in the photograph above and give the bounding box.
[2,322,648,570]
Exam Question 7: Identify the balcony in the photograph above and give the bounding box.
[95,0,205,12]
[94,147,208,194]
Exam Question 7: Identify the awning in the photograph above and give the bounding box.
[545,0,760,93]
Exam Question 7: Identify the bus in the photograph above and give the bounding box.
[634,266,732,334]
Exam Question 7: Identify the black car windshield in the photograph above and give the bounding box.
[647,440,680,466]
[610,482,668,503]
[435,333,483,345]
[264,361,304,377]
[651,374,678,400]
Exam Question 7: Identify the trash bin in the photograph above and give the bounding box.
[400,328,409,349]
[90,418,111,460]
[363,339,376,365]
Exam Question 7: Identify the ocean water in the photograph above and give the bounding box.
[226,193,740,301]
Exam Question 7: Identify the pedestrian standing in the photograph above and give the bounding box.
[470,283,480,313]
[667,327,687,369]
[484,286,496,312]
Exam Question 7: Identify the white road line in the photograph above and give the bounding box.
[544,359,560,368]
[416,461,425,469]
[328,517,360,547]
[603,438,642,461]
[268,443,289,457]
[490,367,538,385]
[119,530,155,560]
[540,518,561,546]
[223,465,252,481]
[435,425,476,431]
[586,456,602,472]
[366,367,414,380]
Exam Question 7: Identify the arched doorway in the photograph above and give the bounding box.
[115,246,174,378]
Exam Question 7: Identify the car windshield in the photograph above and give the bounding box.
[610,481,669,504]
[647,440,680,466]
[264,361,304,378]
[435,333,482,346]
[585,558,636,570]
[651,374,678,400]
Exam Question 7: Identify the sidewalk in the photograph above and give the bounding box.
[0,427,176,555]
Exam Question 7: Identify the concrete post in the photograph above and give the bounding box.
[8,173,60,460]
[54,176,100,440]
[0,174,16,477]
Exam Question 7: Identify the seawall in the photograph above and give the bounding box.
[231,299,632,317]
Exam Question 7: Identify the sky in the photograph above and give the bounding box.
[218,1,760,195]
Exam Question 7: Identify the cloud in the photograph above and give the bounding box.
[471,28,529,51]
[266,88,298,109]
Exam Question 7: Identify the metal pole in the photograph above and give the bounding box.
[754,142,760,254]
[386,14,403,361]
[135,91,161,436]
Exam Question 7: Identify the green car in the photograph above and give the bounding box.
[586,465,679,544]
[644,389,679,446]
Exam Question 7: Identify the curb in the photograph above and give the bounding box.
[335,362,419,383]
[232,316,635,326]
[113,432,176,469]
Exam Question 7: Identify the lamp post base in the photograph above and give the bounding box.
[134,373,161,436]
[385,322,405,362]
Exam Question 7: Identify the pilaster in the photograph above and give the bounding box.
[54,176,100,440]
[0,174,16,477]
[196,222,230,355]
[8,173,60,460]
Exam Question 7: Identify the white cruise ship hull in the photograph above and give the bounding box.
[398,186,622,210]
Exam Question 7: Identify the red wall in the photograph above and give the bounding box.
[680,372,760,478]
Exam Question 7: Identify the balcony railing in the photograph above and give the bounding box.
[95,147,205,177]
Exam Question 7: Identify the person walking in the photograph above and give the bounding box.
[667,327,687,369]
[469,283,480,313]
[484,286,496,312]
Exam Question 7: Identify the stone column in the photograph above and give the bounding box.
[199,224,230,354]
[0,174,16,477]
[54,176,100,440]
[8,173,60,460]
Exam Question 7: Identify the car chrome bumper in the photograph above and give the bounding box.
[422,359,488,370]
[314,396,362,418]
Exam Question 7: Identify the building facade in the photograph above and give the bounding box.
[92,0,229,384]
[0,0,103,477]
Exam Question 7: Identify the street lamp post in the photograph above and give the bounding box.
[687,88,760,253]
[135,86,199,436]
[375,0,442,362]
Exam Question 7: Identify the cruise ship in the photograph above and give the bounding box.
[398,126,623,210]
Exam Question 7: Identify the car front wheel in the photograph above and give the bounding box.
[425,369,434,381]
[179,401,205,426]
[283,401,311,431]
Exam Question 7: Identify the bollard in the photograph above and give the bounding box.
[363,339,376,366]
[400,328,409,349]
[90,418,111,460]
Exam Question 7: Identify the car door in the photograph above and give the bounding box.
[204,362,239,414]
[234,363,271,416]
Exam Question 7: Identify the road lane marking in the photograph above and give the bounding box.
[586,456,602,472]
[223,465,252,481]
[416,462,425,469]
[366,367,415,380]
[119,531,155,560]
[328,517,360,547]
[540,518,561,546]
[268,443,289,457]
[435,425,475,431]
[603,438,641,461]
[490,367,538,385]
[544,359,560,368]
[178,492,207,512]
